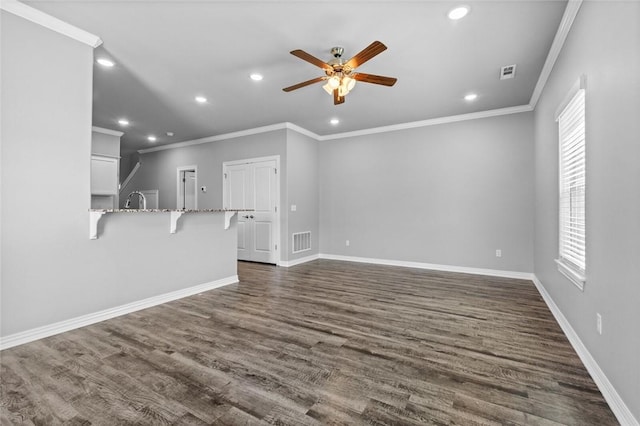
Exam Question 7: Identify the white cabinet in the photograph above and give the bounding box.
[91,155,119,208]
[91,127,122,209]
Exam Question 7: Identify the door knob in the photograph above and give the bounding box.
[242,215,249,219]
[249,215,255,219]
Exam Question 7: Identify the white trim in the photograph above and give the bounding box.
[223,155,281,265]
[279,253,320,268]
[319,105,533,141]
[222,155,282,168]
[529,0,583,108]
[91,126,124,137]
[554,75,587,121]
[137,105,533,154]
[531,276,639,426]
[138,123,291,154]
[0,275,239,351]
[176,165,198,210]
[92,126,123,137]
[555,258,585,291]
[119,161,141,194]
[284,122,319,140]
[318,254,534,281]
[0,0,102,48]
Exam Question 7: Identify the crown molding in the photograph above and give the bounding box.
[529,0,583,108]
[138,123,291,154]
[138,105,533,154]
[1,0,102,48]
[284,122,321,140]
[92,126,123,137]
[318,105,533,141]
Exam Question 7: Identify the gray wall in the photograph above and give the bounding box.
[286,130,320,261]
[533,1,640,419]
[319,112,535,272]
[129,128,322,263]
[1,12,237,338]
[127,130,292,259]
[126,130,287,210]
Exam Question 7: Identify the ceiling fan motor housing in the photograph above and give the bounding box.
[328,47,348,74]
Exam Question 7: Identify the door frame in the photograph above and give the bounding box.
[222,155,281,266]
[176,165,198,210]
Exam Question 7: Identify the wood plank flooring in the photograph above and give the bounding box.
[1,260,618,425]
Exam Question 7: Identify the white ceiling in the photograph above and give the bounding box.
[26,0,567,155]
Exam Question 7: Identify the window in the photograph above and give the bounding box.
[556,81,586,290]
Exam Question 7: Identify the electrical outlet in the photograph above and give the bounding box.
[346,240,350,247]
[597,313,602,335]
[496,249,502,257]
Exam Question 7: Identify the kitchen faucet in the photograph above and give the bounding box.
[125,191,147,209]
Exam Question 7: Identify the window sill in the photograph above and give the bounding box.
[555,259,585,291]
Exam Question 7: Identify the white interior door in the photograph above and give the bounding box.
[224,158,278,264]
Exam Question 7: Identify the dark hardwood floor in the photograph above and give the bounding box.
[1,260,618,425]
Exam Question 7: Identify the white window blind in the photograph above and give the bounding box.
[557,88,586,288]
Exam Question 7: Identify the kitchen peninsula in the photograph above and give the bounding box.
[89,208,251,239]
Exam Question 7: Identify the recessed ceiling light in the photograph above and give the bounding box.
[147,135,157,142]
[464,93,478,101]
[330,118,340,125]
[448,6,469,20]
[166,132,174,137]
[96,58,115,67]
[250,73,263,81]
[195,96,207,103]
[117,119,129,126]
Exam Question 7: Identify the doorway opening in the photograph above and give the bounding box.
[177,166,197,210]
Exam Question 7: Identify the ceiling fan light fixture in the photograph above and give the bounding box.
[343,76,356,92]
[322,82,334,95]
[328,76,340,89]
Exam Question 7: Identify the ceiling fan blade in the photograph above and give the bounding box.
[282,76,326,92]
[353,73,397,86]
[345,41,387,69]
[290,49,333,72]
[333,89,345,105]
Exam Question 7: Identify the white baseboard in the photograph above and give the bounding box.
[318,253,535,281]
[0,275,239,351]
[279,253,320,267]
[531,275,639,426]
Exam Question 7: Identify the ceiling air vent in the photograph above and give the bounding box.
[500,64,516,80]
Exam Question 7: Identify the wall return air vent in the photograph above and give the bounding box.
[500,64,517,80]
[292,231,311,253]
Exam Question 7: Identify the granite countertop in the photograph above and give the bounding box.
[89,209,253,213]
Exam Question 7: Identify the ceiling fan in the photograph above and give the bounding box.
[283,41,397,105]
